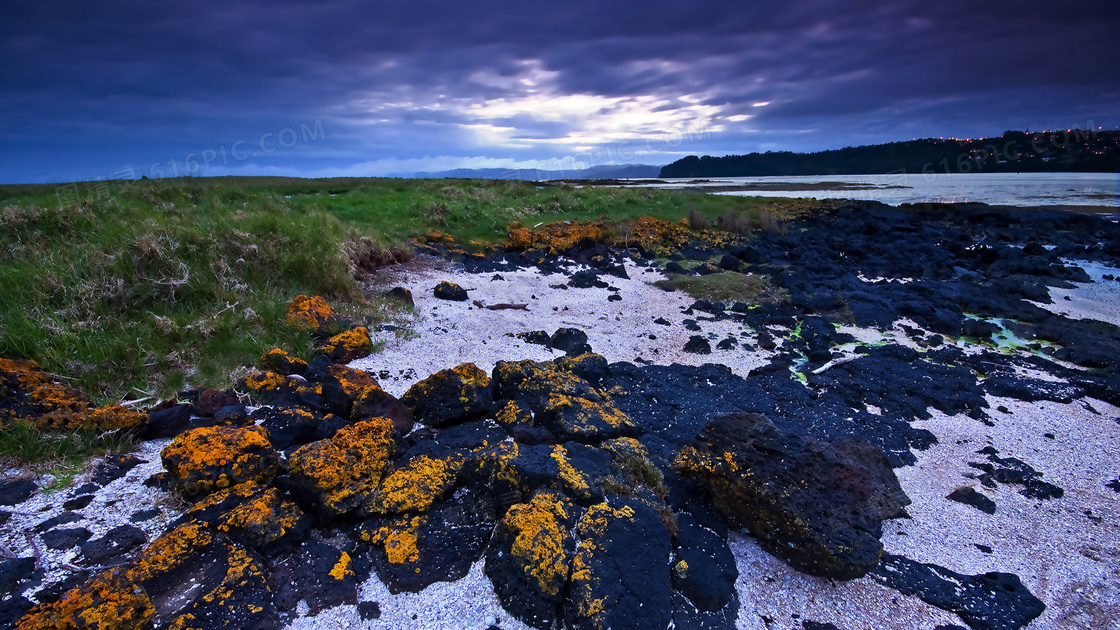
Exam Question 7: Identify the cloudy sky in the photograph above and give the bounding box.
[3,0,1118,183]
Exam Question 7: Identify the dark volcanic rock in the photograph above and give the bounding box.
[0,479,37,505]
[683,335,712,354]
[91,454,142,486]
[192,388,241,417]
[161,425,281,499]
[434,280,469,301]
[402,362,494,428]
[34,511,82,532]
[146,403,193,438]
[564,498,673,630]
[671,590,740,630]
[550,328,592,356]
[672,513,737,612]
[969,447,1064,500]
[872,553,1046,630]
[0,556,36,597]
[61,492,95,511]
[568,269,609,289]
[279,540,358,614]
[485,490,583,629]
[676,413,910,579]
[80,524,147,565]
[947,486,996,514]
[259,406,330,450]
[42,527,93,550]
[362,490,496,594]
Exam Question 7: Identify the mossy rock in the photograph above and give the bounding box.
[160,425,281,499]
[287,418,397,519]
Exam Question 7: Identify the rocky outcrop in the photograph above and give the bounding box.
[675,413,910,580]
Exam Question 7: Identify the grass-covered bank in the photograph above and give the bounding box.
[0,176,781,403]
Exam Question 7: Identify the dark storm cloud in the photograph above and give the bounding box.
[2,0,1118,182]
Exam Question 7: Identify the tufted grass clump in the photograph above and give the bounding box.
[0,422,138,490]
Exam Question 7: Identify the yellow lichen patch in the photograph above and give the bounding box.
[468,441,524,492]
[286,295,332,329]
[674,559,689,576]
[500,491,577,597]
[325,364,378,401]
[550,445,591,498]
[16,571,154,630]
[493,400,533,427]
[576,503,635,539]
[329,552,352,581]
[600,437,648,460]
[258,348,307,375]
[503,220,612,254]
[160,425,279,497]
[30,404,148,432]
[382,517,423,564]
[319,327,373,362]
[240,370,288,396]
[217,487,305,545]
[543,394,634,438]
[131,522,215,581]
[367,453,464,514]
[287,417,397,517]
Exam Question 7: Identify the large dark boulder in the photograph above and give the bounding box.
[401,363,494,428]
[563,498,673,630]
[675,413,910,580]
[485,490,583,629]
[360,489,495,594]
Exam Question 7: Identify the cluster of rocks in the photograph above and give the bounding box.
[3,296,928,630]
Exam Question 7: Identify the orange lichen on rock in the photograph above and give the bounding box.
[2,357,145,432]
[549,445,592,500]
[318,326,373,363]
[498,491,579,597]
[361,515,424,564]
[258,348,308,375]
[400,362,493,427]
[31,404,148,432]
[493,400,533,427]
[286,295,332,329]
[160,425,281,498]
[16,570,154,630]
[600,437,648,460]
[215,486,306,546]
[287,417,397,518]
[367,453,464,514]
[504,220,611,254]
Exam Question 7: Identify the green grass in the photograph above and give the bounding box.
[0,423,138,491]
[0,176,781,403]
[654,271,781,305]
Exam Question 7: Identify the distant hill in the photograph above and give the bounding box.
[413,164,662,180]
[660,129,1120,178]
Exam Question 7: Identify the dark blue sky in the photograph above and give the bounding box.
[3,0,1118,183]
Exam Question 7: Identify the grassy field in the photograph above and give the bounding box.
[1,176,783,404]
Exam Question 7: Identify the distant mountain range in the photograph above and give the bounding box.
[660,129,1120,178]
[411,164,662,180]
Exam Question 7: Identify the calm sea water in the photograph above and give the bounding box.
[645,172,1119,209]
